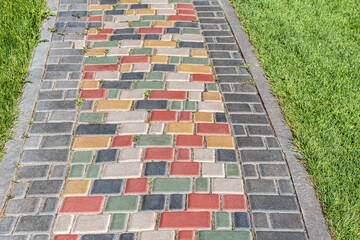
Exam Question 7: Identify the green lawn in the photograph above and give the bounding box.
[230,0,360,239]
[0,0,48,159]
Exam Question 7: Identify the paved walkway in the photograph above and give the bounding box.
[0,0,330,239]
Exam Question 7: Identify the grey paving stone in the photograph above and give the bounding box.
[200,18,227,24]
[36,100,76,111]
[270,213,303,229]
[216,37,236,43]
[15,215,54,233]
[41,135,72,148]
[33,112,47,122]
[0,236,29,240]
[214,113,228,123]
[233,212,251,229]
[38,91,64,100]
[11,182,28,198]
[27,180,64,196]
[80,101,94,111]
[232,125,246,135]
[216,149,237,163]
[46,64,82,71]
[210,51,231,58]
[224,94,260,103]
[256,231,307,240]
[48,111,77,122]
[215,67,237,75]
[110,34,141,41]
[253,212,269,228]
[168,194,184,211]
[195,6,222,11]
[32,235,50,240]
[242,164,258,178]
[153,64,176,72]
[225,103,252,113]
[179,42,205,49]
[252,104,265,113]
[247,125,273,136]
[141,194,166,211]
[121,72,145,81]
[0,217,17,234]
[90,179,124,195]
[70,72,82,80]
[233,84,256,93]
[119,233,136,240]
[95,149,118,163]
[24,136,42,149]
[22,149,69,164]
[43,71,68,80]
[17,165,50,180]
[65,90,79,99]
[259,164,289,178]
[266,137,280,148]
[240,150,284,163]
[249,195,298,211]
[219,75,252,83]
[54,81,80,89]
[40,197,59,214]
[236,137,265,148]
[245,179,277,194]
[5,198,41,215]
[29,123,73,135]
[76,124,117,135]
[50,165,67,179]
[135,100,168,110]
[175,22,199,28]
[144,162,167,177]
[144,34,160,40]
[278,179,295,195]
[60,56,83,64]
[100,81,132,90]
[220,84,232,92]
[81,234,116,240]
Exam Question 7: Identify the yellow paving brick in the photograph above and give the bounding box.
[84,49,106,57]
[126,10,136,15]
[89,5,113,10]
[97,100,132,111]
[153,21,174,28]
[194,112,214,123]
[167,123,194,135]
[207,136,235,149]
[87,29,98,35]
[192,49,208,58]
[137,9,156,15]
[64,180,91,196]
[144,41,176,48]
[120,0,138,3]
[152,56,168,64]
[178,65,212,74]
[121,64,133,73]
[80,81,99,89]
[73,136,111,150]
[204,92,222,102]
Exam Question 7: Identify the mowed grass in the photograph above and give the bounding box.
[230,0,360,239]
[0,0,47,159]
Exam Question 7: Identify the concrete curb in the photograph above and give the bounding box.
[219,0,331,239]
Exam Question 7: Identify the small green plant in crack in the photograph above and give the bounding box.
[214,77,219,82]
[104,49,109,56]
[48,27,57,32]
[7,195,15,200]
[192,19,199,22]
[76,98,85,106]
[146,109,152,112]
[128,21,133,27]
[96,27,101,32]
[11,178,17,183]
[148,178,155,186]
[240,80,256,86]
[14,163,20,167]
[22,133,29,139]
[207,63,214,68]
[72,14,81,19]
[38,39,49,43]
[29,118,33,125]
[133,135,139,142]
[57,30,68,36]
[82,47,88,55]
[144,91,151,99]
[98,79,105,83]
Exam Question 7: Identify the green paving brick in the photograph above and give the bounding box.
[169,56,180,64]
[146,72,164,81]
[195,178,210,193]
[115,4,129,10]
[109,214,128,232]
[184,101,196,111]
[215,212,231,230]
[84,56,118,65]
[142,15,166,21]
[182,57,209,65]
[183,28,201,35]
[134,81,165,90]
[107,89,120,100]
[132,21,151,27]
[71,151,94,164]
[136,135,172,147]
[226,164,241,178]
[69,165,85,179]
[78,113,104,123]
[93,41,119,48]
[170,101,182,111]
[199,231,252,240]
[86,165,101,179]
[131,48,153,56]
[206,83,219,92]
[152,178,192,193]
[104,196,140,213]
[89,10,104,16]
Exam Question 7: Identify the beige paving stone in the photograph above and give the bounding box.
[106,111,147,123]
[96,100,132,111]
[144,41,176,48]
[102,162,142,178]
[137,9,156,15]
[120,0,138,3]
[120,90,144,100]
[121,64,133,73]
[54,215,74,234]
[128,212,157,231]
[157,48,190,57]
[204,92,222,102]
[119,148,142,162]
[84,49,105,57]
[73,136,111,150]
[72,214,111,234]
[95,72,120,80]
[141,231,176,240]
[167,123,194,135]
[167,82,204,91]
[157,9,176,15]
[64,180,91,196]
[80,81,99,89]
[202,163,225,177]
[149,123,165,134]
[192,49,208,58]
[87,29,97,35]
[212,179,244,194]
[173,35,203,42]
[126,10,136,15]
[133,63,151,72]
[193,149,215,162]
[74,41,85,49]
[198,102,224,112]
[121,40,143,47]
[189,91,202,101]
[152,55,168,64]
[108,48,130,57]
[178,65,212,74]
[89,5,112,10]
[166,73,190,81]
[194,112,214,123]
[153,21,174,28]
[119,123,149,135]
[207,136,235,149]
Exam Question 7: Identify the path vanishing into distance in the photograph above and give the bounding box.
[0,0,331,239]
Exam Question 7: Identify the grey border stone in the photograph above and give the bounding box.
[219,0,331,239]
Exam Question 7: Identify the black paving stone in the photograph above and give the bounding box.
[215,67,237,75]
[216,37,236,43]
[270,213,303,229]
[216,149,237,163]
[110,34,141,41]
[130,4,149,9]
[95,149,119,163]
[17,165,50,180]
[230,114,269,124]
[201,25,219,30]
[220,84,232,92]
[249,195,298,211]
[119,233,136,240]
[247,125,273,136]
[266,137,280,148]
[224,94,260,103]
[15,215,53,233]
[253,212,269,228]
[198,12,215,17]
[114,29,135,34]
[226,103,252,113]
[105,10,125,15]
[153,64,176,72]
[135,100,168,110]
[240,150,284,163]
[100,0,118,4]
[168,194,184,211]
[165,28,181,34]
[200,19,227,24]
[236,137,265,148]
[81,234,116,240]
[215,112,228,123]
[203,31,232,37]
[76,124,117,135]
[101,81,132,89]
[234,212,251,229]
[278,180,294,194]
[36,101,76,111]
[232,125,246,136]
[245,179,277,194]
[242,164,257,178]
[259,164,289,177]
[28,180,63,196]
[87,22,103,28]
[144,162,167,177]
[144,34,160,40]
[219,75,252,83]
[213,59,243,66]
[252,104,265,113]
[40,197,59,214]
[90,179,124,195]
[209,51,231,58]
[179,42,205,49]
[121,72,145,81]
[141,195,166,211]
[175,22,199,28]
[256,231,307,240]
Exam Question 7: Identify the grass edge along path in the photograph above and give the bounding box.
[0,0,49,160]
[229,0,360,239]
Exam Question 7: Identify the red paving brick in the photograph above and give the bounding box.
[176,135,203,148]
[179,112,192,122]
[223,195,247,211]
[177,4,194,9]
[179,231,195,240]
[87,34,108,41]
[121,56,150,64]
[84,64,119,72]
[79,89,106,99]
[159,212,211,229]
[177,148,191,161]
[83,72,95,80]
[169,15,197,22]
[196,123,231,135]
[54,235,80,240]
[144,148,174,161]
[88,16,103,22]
[98,29,113,35]
[125,178,149,195]
[178,9,196,15]
[193,74,214,82]
[188,194,220,210]
[150,111,177,122]
[170,162,200,176]
[111,136,133,148]
[59,197,105,214]
[138,28,163,34]
[149,91,187,100]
